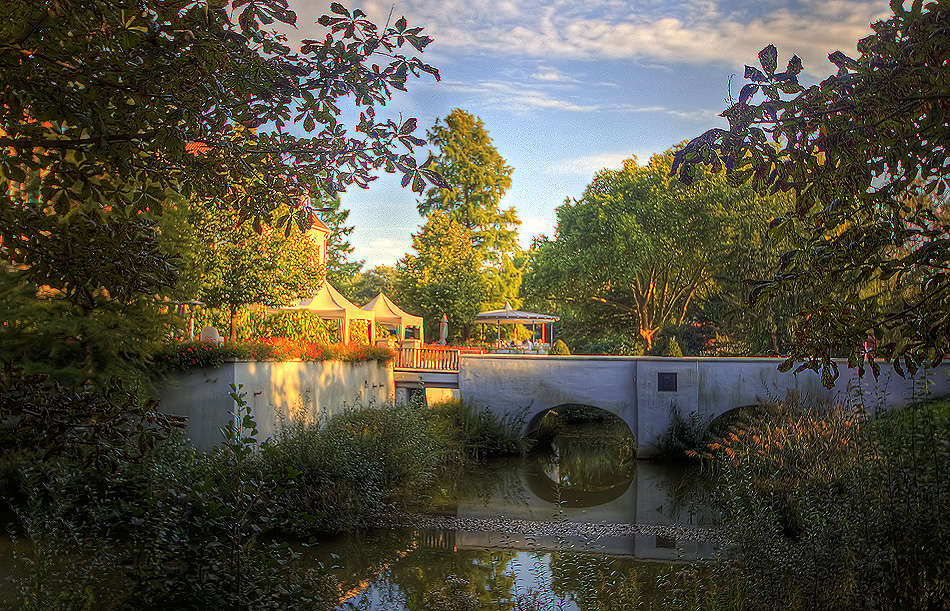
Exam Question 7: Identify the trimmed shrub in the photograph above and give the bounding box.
[663,337,683,357]
[549,339,571,355]
[154,338,394,373]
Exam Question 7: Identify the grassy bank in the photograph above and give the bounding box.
[0,392,524,610]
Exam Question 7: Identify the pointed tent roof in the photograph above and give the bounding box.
[363,292,423,328]
[275,281,375,343]
[290,281,367,319]
[362,292,424,342]
[475,302,559,325]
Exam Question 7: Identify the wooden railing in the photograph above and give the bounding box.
[394,345,485,371]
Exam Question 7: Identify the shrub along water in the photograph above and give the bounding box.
[427,398,526,464]
[704,394,950,611]
[0,389,526,609]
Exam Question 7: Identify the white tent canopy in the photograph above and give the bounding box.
[362,292,424,342]
[274,281,375,344]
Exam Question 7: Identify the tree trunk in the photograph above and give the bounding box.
[640,327,655,353]
[229,305,238,343]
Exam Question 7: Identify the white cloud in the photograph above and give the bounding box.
[284,1,888,79]
[531,66,575,82]
[546,150,652,176]
[441,79,597,113]
[517,215,558,247]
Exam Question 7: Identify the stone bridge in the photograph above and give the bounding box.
[457,355,950,457]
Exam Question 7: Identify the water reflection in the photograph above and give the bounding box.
[530,418,636,506]
[319,418,721,609]
[321,530,703,611]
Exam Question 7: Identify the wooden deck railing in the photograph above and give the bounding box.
[394,345,485,371]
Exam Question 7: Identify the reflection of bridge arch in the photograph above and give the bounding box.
[459,355,950,458]
[524,451,634,507]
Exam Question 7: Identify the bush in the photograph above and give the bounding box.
[708,396,950,610]
[0,361,180,471]
[154,338,394,373]
[574,333,643,356]
[195,307,337,343]
[262,398,442,533]
[663,337,683,357]
[428,398,525,463]
[659,406,710,462]
[549,339,571,355]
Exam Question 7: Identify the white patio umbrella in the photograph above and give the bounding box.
[438,313,449,344]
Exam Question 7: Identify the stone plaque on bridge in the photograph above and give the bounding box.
[657,372,677,392]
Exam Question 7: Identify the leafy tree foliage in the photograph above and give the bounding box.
[0,0,442,310]
[530,151,740,352]
[397,212,486,341]
[0,0,442,377]
[187,204,324,342]
[417,109,520,263]
[672,1,950,384]
[699,189,805,357]
[0,271,172,390]
[483,255,523,309]
[348,264,399,305]
[0,0,443,465]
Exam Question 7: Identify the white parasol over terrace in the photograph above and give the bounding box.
[475,302,559,343]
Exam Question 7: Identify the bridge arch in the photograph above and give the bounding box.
[525,403,634,440]
[526,403,636,506]
[458,354,950,458]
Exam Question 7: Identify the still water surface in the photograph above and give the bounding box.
[317,421,720,610]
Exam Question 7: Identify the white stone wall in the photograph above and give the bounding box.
[459,354,950,457]
[158,360,395,451]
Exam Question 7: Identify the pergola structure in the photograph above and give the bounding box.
[475,302,559,344]
[362,292,424,342]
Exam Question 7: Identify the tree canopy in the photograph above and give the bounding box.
[671,0,950,384]
[187,203,324,342]
[0,0,444,309]
[530,150,741,352]
[397,212,486,341]
[417,109,519,263]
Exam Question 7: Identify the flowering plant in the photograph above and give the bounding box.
[155,338,394,372]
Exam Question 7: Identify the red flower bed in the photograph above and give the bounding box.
[156,338,395,372]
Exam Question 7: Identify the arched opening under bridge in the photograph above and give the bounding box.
[525,404,636,507]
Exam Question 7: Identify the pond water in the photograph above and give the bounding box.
[316,417,721,610]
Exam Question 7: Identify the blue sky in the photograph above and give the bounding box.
[281,0,891,268]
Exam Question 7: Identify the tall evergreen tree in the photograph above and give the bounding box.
[319,194,364,287]
[417,109,520,264]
